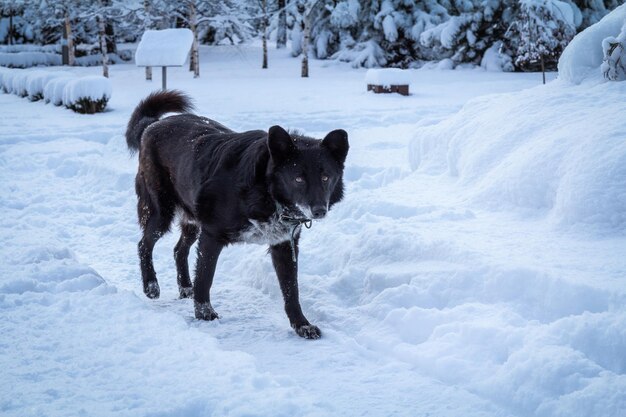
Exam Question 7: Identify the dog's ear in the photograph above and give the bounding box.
[322,129,349,164]
[267,125,295,162]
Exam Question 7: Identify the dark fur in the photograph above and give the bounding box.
[125,90,349,339]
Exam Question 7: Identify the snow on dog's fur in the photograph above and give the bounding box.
[125,90,349,339]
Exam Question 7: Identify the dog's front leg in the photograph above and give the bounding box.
[270,239,321,339]
[193,230,223,321]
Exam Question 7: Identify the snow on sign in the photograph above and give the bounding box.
[135,28,194,89]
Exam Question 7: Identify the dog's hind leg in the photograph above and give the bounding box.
[136,175,175,299]
[193,231,223,320]
[174,220,198,299]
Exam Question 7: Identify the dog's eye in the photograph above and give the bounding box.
[321,175,329,182]
[295,176,304,183]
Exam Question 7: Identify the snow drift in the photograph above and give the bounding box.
[409,80,626,233]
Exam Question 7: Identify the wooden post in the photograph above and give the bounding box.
[62,17,69,65]
[541,55,546,84]
[63,14,75,66]
[162,67,167,90]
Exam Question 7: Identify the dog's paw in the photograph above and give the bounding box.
[144,281,160,299]
[179,287,193,299]
[294,324,321,340]
[194,301,219,321]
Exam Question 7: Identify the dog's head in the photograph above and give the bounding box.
[267,125,349,220]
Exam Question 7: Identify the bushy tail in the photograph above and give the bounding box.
[125,90,194,153]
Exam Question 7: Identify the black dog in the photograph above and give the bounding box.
[125,90,349,339]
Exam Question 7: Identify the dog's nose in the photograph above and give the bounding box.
[311,206,327,219]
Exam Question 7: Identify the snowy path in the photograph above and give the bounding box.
[2,46,624,417]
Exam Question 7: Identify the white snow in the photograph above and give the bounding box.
[135,29,194,67]
[558,4,626,84]
[365,68,410,86]
[1,44,624,417]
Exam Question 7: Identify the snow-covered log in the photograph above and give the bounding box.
[365,68,410,95]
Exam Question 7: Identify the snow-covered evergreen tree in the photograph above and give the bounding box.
[602,21,626,81]
[572,0,621,28]
[419,0,518,67]
[2,0,623,73]
[194,0,255,45]
[503,0,577,71]
[0,0,28,44]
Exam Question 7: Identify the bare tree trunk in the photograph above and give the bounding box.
[276,0,286,49]
[301,9,310,78]
[98,16,109,78]
[188,1,200,77]
[63,14,75,66]
[8,14,13,45]
[105,23,116,54]
[144,0,152,80]
[262,0,268,68]
[540,54,545,84]
[102,0,116,54]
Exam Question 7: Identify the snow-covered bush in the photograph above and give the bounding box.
[25,70,66,101]
[0,44,61,53]
[0,68,14,93]
[1,67,111,113]
[0,68,8,92]
[10,70,29,96]
[43,76,74,106]
[0,52,61,68]
[503,0,578,71]
[559,4,626,83]
[601,21,626,81]
[62,76,112,114]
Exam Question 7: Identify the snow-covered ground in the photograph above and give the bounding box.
[1,42,625,417]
